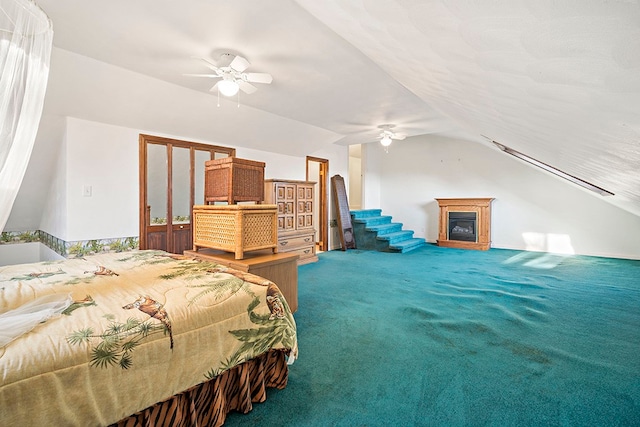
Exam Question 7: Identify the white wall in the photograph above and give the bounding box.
[348,145,362,210]
[65,118,140,241]
[368,135,640,259]
[362,142,382,209]
[41,117,347,246]
[0,243,64,267]
[236,147,307,181]
[38,119,67,239]
[4,116,66,233]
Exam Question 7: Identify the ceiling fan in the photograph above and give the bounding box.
[377,124,406,151]
[185,53,273,97]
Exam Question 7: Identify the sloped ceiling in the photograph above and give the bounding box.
[34,0,640,216]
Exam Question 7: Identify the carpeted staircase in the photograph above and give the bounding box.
[350,209,426,253]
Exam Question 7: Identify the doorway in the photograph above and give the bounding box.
[139,134,235,254]
[306,156,328,252]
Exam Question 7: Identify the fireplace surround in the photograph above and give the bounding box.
[435,198,494,250]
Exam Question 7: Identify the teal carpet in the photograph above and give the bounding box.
[225,245,640,426]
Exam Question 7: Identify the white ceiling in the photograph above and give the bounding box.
[36,0,640,215]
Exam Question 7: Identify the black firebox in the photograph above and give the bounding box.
[448,211,477,242]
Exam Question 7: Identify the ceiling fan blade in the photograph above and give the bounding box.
[183,73,221,78]
[237,80,257,94]
[229,55,250,73]
[209,81,220,92]
[195,56,222,73]
[243,72,273,84]
[393,133,407,140]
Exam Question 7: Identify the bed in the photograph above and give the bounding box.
[0,249,297,426]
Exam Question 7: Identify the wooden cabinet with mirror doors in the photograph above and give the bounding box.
[139,134,235,254]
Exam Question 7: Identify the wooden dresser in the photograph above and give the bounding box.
[264,179,318,265]
[184,248,299,313]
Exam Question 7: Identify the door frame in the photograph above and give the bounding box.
[139,134,235,253]
[306,156,329,252]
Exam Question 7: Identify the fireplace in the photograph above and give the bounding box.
[448,212,477,242]
[435,198,493,250]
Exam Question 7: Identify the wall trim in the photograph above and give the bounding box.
[0,230,139,257]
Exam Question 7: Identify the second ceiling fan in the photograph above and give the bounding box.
[186,53,273,97]
[377,124,406,151]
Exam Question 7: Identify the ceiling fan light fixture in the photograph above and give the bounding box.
[380,135,392,147]
[218,78,239,97]
[188,55,271,98]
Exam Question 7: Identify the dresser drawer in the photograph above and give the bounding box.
[279,244,317,265]
[288,244,315,258]
[278,233,314,250]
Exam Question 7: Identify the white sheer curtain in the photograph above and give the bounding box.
[0,0,52,232]
[0,293,71,347]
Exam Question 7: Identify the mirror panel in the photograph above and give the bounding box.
[147,144,168,225]
[194,150,210,206]
[172,146,191,224]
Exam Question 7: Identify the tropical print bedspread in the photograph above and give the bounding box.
[0,250,297,426]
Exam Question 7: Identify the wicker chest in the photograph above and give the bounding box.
[192,205,278,259]
[204,157,265,204]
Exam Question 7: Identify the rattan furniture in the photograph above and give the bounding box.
[264,179,318,265]
[204,157,265,204]
[192,204,278,259]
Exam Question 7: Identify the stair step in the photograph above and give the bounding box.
[352,215,392,226]
[366,222,402,235]
[376,230,414,244]
[350,209,382,220]
[389,238,426,253]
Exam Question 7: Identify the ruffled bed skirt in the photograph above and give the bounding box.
[112,349,290,427]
